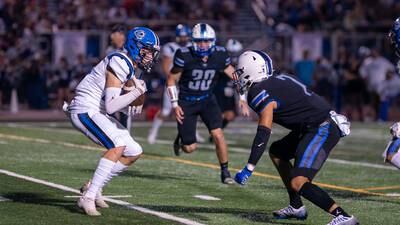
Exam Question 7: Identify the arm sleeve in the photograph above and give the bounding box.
[172,49,185,69]
[247,125,271,165]
[108,56,131,82]
[104,87,143,115]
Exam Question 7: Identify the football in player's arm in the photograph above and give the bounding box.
[64,27,160,216]
[233,50,359,225]
[167,23,248,184]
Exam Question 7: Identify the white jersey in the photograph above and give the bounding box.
[162,42,191,69]
[69,50,135,113]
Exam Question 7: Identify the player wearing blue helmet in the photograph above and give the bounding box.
[147,24,206,144]
[65,26,160,216]
[166,23,249,184]
[383,18,400,169]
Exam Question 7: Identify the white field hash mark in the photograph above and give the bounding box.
[0,169,205,225]
[0,196,11,202]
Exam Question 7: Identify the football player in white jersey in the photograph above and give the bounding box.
[65,27,160,216]
[147,24,205,144]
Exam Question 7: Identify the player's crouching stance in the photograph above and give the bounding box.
[233,51,359,225]
[383,122,400,168]
[64,27,160,216]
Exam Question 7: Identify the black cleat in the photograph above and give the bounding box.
[221,169,234,184]
[173,135,181,156]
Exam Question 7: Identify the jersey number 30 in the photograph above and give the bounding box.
[188,69,216,91]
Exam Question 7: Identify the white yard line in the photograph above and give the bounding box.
[0,169,204,225]
[1,124,397,171]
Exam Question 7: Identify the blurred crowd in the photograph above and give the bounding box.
[1,0,400,121]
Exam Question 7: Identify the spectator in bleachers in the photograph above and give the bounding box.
[294,49,315,87]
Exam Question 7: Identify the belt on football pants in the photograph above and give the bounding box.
[184,94,209,102]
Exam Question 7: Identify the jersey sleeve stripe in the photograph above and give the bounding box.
[175,57,184,64]
[107,52,135,79]
[250,90,267,108]
[255,98,274,114]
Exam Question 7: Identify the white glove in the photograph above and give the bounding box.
[330,111,351,137]
[131,105,143,115]
[132,77,147,94]
[390,122,400,138]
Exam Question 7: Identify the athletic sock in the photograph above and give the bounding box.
[222,119,229,129]
[85,158,115,199]
[103,161,128,185]
[298,182,335,213]
[288,189,303,209]
[331,207,350,217]
[220,162,229,171]
[149,117,163,136]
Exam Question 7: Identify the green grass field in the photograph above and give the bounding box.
[0,121,399,225]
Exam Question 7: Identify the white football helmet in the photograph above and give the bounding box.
[226,39,243,53]
[191,23,216,57]
[233,50,273,94]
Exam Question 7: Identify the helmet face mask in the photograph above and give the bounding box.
[124,27,160,73]
[233,50,274,94]
[191,23,216,57]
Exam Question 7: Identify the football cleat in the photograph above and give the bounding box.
[273,205,308,220]
[80,180,109,208]
[234,167,253,185]
[173,135,181,156]
[77,196,101,216]
[327,215,359,225]
[221,169,235,184]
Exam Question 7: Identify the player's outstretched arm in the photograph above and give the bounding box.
[224,65,250,116]
[235,102,276,185]
[104,70,146,114]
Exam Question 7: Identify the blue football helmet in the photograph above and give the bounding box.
[175,24,191,46]
[191,23,216,57]
[389,17,400,57]
[124,27,160,72]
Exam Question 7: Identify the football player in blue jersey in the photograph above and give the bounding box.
[383,17,400,169]
[167,23,249,184]
[233,51,359,225]
[147,24,206,144]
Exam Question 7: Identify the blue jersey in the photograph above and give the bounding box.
[172,46,231,99]
[247,73,331,131]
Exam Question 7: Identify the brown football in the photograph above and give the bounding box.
[122,79,145,106]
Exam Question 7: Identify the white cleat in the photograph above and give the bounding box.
[327,215,359,225]
[273,205,308,220]
[80,180,109,208]
[77,196,101,216]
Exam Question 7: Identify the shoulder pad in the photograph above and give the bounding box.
[107,52,135,80]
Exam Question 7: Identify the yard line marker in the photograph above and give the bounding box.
[193,195,221,201]
[0,169,204,225]
[0,133,387,197]
[64,195,132,198]
[364,185,400,191]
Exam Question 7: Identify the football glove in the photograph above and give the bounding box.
[235,166,253,185]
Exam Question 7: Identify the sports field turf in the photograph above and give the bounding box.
[0,121,399,225]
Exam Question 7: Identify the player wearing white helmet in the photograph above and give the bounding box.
[147,24,205,144]
[233,50,358,225]
[64,27,160,216]
[167,23,249,184]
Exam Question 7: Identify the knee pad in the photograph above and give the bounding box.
[117,135,142,157]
